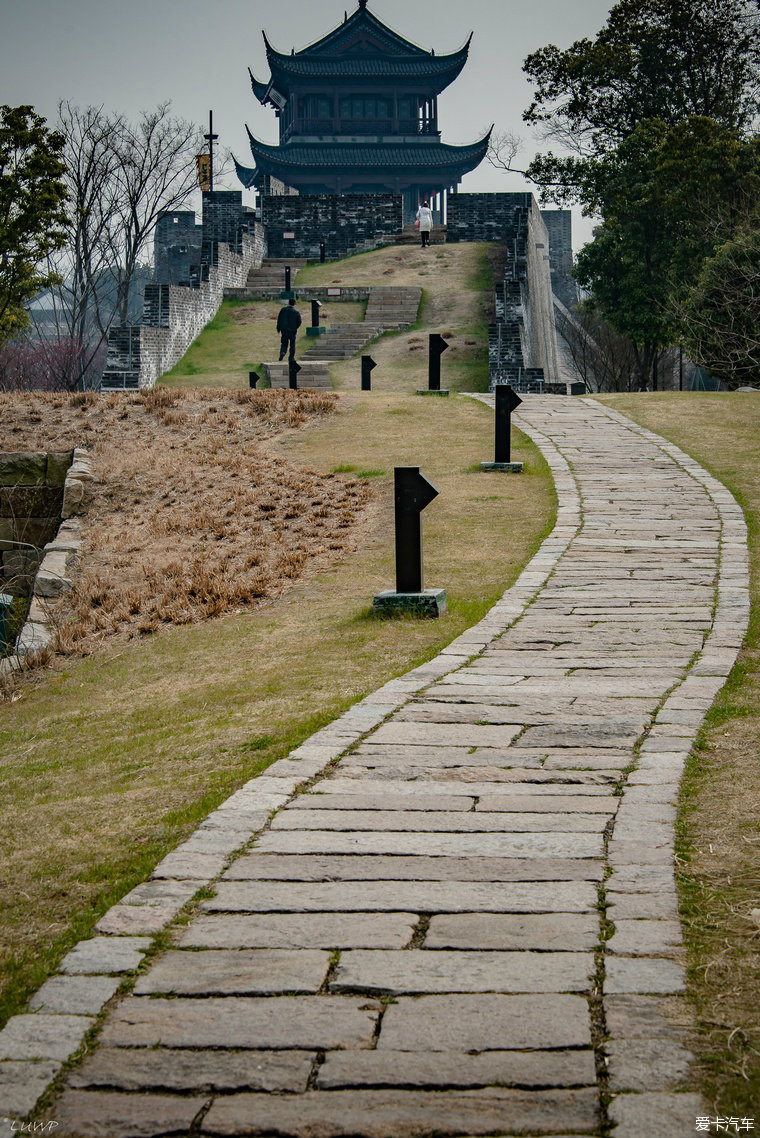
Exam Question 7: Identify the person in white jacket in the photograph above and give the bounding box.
[416,201,434,247]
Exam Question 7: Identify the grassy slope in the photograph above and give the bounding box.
[0,245,554,1029]
[163,242,496,394]
[596,392,760,1115]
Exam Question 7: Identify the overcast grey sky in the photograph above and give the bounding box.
[2,0,615,247]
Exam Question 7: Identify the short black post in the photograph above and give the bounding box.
[288,358,301,390]
[394,467,439,593]
[311,299,321,329]
[284,266,291,293]
[361,355,376,391]
[428,333,449,391]
[248,371,259,389]
[494,384,522,462]
[319,242,326,264]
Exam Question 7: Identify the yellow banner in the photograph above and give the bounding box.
[196,154,211,192]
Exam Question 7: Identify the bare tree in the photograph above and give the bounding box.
[106,103,203,325]
[24,102,203,390]
[555,301,642,391]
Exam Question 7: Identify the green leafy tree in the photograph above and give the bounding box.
[573,118,760,386]
[681,226,760,388]
[0,105,68,342]
[524,0,760,200]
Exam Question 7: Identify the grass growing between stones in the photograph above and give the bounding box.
[0,389,554,1031]
[596,392,760,1115]
[162,298,367,388]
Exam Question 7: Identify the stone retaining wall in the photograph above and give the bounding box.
[0,451,72,596]
[0,448,94,666]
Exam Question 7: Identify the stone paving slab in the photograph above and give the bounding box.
[52,1091,204,1138]
[29,975,122,1016]
[253,830,604,858]
[331,949,594,994]
[315,1049,597,1090]
[201,1088,599,1137]
[203,880,598,913]
[99,997,379,1050]
[287,792,476,811]
[133,949,331,996]
[271,809,608,833]
[426,913,599,950]
[176,913,418,949]
[223,854,605,882]
[0,1014,94,1061]
[0,1060,62,1119]
[69,1047,314,1093]
[377,994,592,1050]
[58,937,152,975]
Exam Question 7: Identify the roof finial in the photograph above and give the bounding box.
[358,0,368,8]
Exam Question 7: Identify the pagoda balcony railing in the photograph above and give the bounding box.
[287,118,438,138]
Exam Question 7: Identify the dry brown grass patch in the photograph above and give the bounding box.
[4,388,373,661]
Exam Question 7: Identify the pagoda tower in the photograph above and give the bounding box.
[235,0,489,221]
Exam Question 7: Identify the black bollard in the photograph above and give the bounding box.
[394,467,439,593]
[248,371,260,389]
[428,333,449,391]
[288,358,301,390]
[494,384,522,462]
[319,242,326,264]
[284,266,291,293]
[311,299,321,329]
[361,356,376,391]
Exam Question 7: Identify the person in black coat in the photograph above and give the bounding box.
[276,297,302,361]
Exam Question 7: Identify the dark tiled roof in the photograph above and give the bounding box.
[265,50,470,80]
[240,129,490,177]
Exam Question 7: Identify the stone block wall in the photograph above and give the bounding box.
[102,224,265,391]
[541,209,578,310]
[446,192,534,244]
[154,211,202,286]
[262,194,402,259]
[448,193,561,390]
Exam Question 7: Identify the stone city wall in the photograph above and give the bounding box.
[102,224,265,390]
[262,194,403,259]
[448,193,561,389]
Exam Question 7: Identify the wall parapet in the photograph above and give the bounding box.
[102,221,265,391]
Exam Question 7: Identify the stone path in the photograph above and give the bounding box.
[0,397,749,1137]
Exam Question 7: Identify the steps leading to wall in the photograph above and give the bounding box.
[300,286,421,364]
[261,361,332,389]
[245,258,308,290]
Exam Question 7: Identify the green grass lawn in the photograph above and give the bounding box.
[162,298,367,388]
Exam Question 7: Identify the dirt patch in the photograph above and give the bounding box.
[3,387,372,659]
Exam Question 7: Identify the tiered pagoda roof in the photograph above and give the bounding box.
[236,0,487,201]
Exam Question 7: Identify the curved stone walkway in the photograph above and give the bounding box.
[0,397,749,1137]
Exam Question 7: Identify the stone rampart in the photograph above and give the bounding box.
[448,193,560,390]
[102,224,265,391]
[262,194,402,259]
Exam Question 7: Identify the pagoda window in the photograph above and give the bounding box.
[338,96,391,121]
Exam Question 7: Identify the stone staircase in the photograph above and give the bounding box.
[300,286,421,364]
[262,361,331,389]
[245,257,307,289]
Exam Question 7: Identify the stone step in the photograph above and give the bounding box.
[262,362,332,389]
